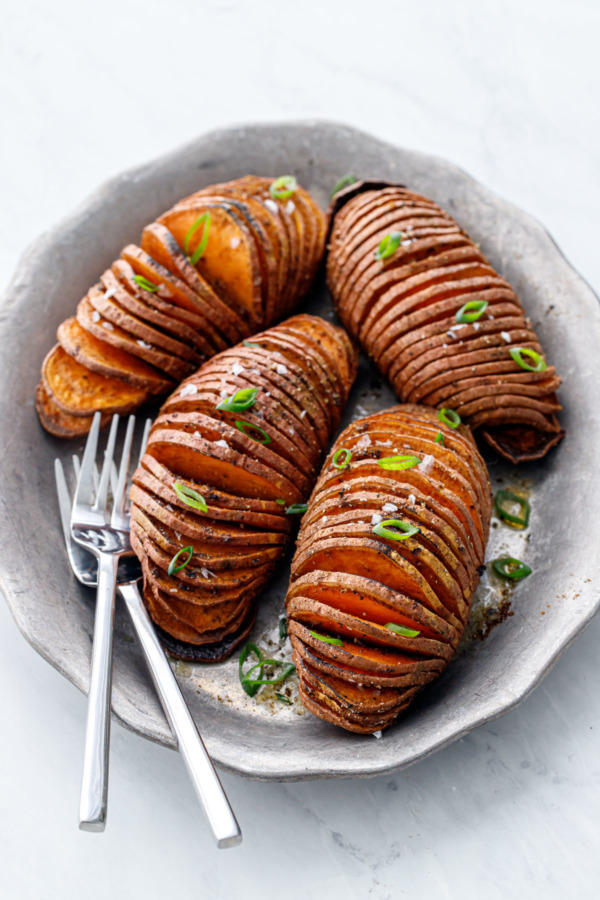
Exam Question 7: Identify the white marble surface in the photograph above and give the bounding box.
[1,0,599,897]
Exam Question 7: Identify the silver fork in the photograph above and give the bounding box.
[56,412,242,847]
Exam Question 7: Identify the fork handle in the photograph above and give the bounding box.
[118,582,242,849]
[79,552,118,831]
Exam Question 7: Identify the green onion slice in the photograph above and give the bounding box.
[234,420,271,444]
[509,347,547,372]
[494,490,530,528]
[275,498,286,505]
[217,387,259,413]
[455,299,488,323]
[491,557,532,580]
[275,692,292,705]
[238,642,296,697]
[243,340,262,349]
[183,212,211,265]
[385,623,421,638]
[167,545,193,576]
[332,448,352,469]
[330,174,357,198]
[437,408,461,428]
[269,176,297,200]
[308,630,344,646]
[375,231,403,260]
[132,274,159,293]
[434,432,444,445]
[373,519,419,541]
[378,455,420,471]
[173,482,208,512]
[279,616,288,640]
[286,503,308,515]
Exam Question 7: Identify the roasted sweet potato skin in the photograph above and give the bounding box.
[131,315,358,660]
[36,176,327,437]
[285,403,491,733]
[327,181,564,464]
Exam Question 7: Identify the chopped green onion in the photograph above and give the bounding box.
[455,299,488,323]
[286,503,308,515]
[434,432,444,445]
[378,455,420,471]
[238,642,296,697]
[509,347,547,372]
[373,519,419,541]
[330,174,357,198]
[437,408,461,428]
[275,498,286,505]
[279,616,288,640]
[132,274,159,293]
[332,448,352,469]
[173,481,208,513]
[270,176,297,200]
[375,231,403,260]
[167,545,193,576]
[243,340,262,349]
[385,623,421,638]
[494,490,530,528]
[234,420,271,444]
[217,387,259,413]
[491,557,532,580]
[275,692,292,705]
[308,630,344,646]
[184,212,211,265]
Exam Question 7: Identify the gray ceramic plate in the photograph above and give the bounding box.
[1,121,599,781]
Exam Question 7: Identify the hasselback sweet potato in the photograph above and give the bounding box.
[130,314,358,661]
[285,403,491,734]
[327,181,564,463]
[36,176,326,438]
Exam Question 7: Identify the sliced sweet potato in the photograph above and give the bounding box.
[286,404,490,733]
[328,182,564,462]
[41,344,148,417]
[35,382,109,438]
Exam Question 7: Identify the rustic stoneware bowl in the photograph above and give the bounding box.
[1,121,599,780]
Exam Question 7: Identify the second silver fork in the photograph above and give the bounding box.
[71,412,137,832]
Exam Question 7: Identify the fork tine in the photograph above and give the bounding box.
[74,412,102,510]
[72,454,81,482]
[95,415,119,514]
[139,418,152,466]
[55,458,74,552]
[111,415,135,530]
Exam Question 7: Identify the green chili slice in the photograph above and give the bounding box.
[375,231,403,260]
[494,490,530,528]
[455,299,488,323]
[491,557,532,580]
[308,630,344,646]
[437,408,461,428]
[167,545,193,576]
[286,503,308,515]
[183,212,211,265]
[509,347,547,372]
[330,174,357,198]
[173,482,208,512]
[378,455,420,471]
[132,274,159,293]
[234,420,271,444]
[373,519,419,540]
[385,623,421,638]
[270,176,297,200]
[332,448,352,469]
[217,387,259,413]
